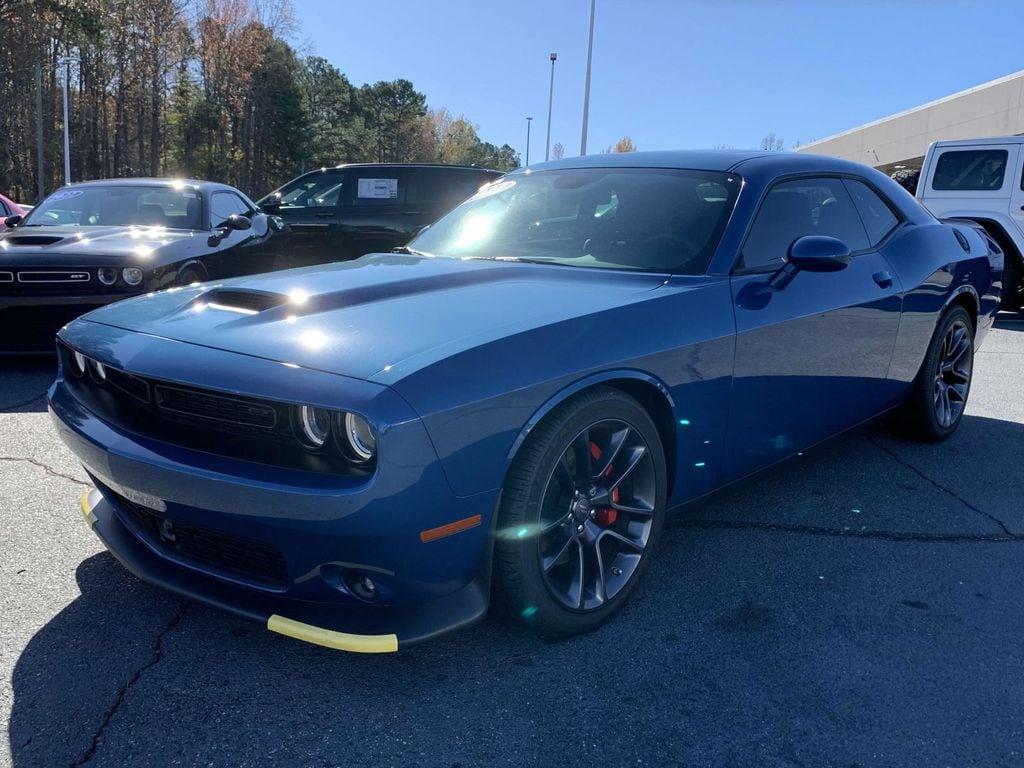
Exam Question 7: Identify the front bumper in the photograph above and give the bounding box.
[0,294,128,353]
[50,327,499,651]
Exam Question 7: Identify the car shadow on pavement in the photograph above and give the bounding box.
[9,414,1024,768]
[0,357,55,413]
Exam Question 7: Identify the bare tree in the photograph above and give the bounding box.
[759,133,784,151]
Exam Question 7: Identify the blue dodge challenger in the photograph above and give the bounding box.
[50,151,1002,652]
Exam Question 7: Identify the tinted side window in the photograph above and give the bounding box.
[741,178,869,270]
[844,179,899,246]
[210,192,249,225]
[270,169,344,209]
[932,149,1008,191]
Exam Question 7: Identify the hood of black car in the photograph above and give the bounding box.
[0,226,201,265]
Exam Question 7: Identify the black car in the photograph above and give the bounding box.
[0,178,285,353]
[258,163,502,261]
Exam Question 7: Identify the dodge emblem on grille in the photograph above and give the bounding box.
[160,519,177,544]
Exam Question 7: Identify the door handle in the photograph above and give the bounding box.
[873,271,893,288]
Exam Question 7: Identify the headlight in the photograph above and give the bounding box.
[344,412,376,462]
[298,405,332,448]
[122,267,144,286]
[70,350,87,376]
[90,359,108,382]
[97,267,117,285]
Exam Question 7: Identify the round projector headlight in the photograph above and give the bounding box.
[97,267,117,286]
[344,412,376,462]
[299,405,332,448]
[122,267,144,286]
[71,350,87,376]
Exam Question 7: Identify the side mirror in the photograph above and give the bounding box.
[767,236,851,291]
[224,214,252,231]
[4,215,23,228]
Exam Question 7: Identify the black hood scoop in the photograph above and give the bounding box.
[5,235,67,246]
[198,288,291,315]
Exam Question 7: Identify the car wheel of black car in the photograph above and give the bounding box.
[894,305,974,442]
[495,386,667,638]
[176,265,205,286]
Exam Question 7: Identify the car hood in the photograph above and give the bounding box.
[0,225,201,265]
[77,253,666,383]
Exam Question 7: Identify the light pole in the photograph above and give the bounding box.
[580,0,596,156]
[525,117,533,166]
[59,57,74,185]
[545,52,557,162]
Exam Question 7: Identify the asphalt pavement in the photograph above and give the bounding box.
[2,312,1023,767]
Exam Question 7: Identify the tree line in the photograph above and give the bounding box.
[0,0,520,204]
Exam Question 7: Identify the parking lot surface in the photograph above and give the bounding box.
[3,313,1023,768]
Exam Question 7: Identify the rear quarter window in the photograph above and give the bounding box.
[932,149,1008,191]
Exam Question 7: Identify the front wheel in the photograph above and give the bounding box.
[494,387,667,639]
[892,305,974,441]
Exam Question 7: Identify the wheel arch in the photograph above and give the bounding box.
[175,259,209,284]
[945,284,980,331]
[504,370,678,498]
[961,216,1023,270]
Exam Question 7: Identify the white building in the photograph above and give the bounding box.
[795,70,1024,175]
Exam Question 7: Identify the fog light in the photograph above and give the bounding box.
[344,412,376,462]
[342,570,378,602]
[122,267,144,286]
[298,405,332,448]
[97,267,117,285]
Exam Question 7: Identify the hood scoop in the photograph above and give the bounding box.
[197,288,290,315]
[5,235,66,246]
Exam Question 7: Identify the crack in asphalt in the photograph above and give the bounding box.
[0,456,89,487]
[69,601,190,768]
[866,435,1014,537]
[679,518,1024,543]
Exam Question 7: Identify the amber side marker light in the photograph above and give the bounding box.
[420,514,483,543]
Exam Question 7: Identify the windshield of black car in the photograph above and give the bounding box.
[409,168,741,273]
[22,186,204,229]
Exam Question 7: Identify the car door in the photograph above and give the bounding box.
[341,168,418,256]
[1009,146,1024,242]
[263,169,348,265]
[206,190,269,278]
[723,175,903,481]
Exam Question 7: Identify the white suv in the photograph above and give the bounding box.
[917,136,1024,308]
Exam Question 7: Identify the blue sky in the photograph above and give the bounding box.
[293,0,1024,159]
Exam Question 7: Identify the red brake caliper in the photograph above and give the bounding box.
[589,442,619,527]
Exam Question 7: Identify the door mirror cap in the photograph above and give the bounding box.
[786,235,852,272]
[224,214,252,231]
[4,215,23,228]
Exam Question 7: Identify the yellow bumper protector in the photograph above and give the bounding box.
[267,614,398,654]
[79,489,98,527]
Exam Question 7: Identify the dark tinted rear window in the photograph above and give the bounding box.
[932,149,1008,191]
[844,179,899,246]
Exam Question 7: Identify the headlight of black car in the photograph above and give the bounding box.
[122,267,144,286]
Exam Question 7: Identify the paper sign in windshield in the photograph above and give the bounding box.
[49,190,84,202]
[357,178,399,199]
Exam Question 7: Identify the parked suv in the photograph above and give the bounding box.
[917,137,1024,307]
[258,163,502,264]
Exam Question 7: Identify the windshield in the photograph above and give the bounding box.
[23,186,204,229]
[409,168,740,273]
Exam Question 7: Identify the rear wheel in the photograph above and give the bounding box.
[494,387,667,638]
[892,306,974,441]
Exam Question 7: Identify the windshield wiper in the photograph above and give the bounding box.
[392,245,433,257]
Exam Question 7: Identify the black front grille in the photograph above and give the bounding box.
[110,489,289,589]
[155,384,278,428]
[18,270,91,283]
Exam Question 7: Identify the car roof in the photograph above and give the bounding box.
[930,136,1024,148]
[515,149,880,177]
[58,177,237,193]
[326,163,501,173]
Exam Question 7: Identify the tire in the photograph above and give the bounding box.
[1003,252,1023,310]
[494,386,667,639]
[892,305,975,442]
[176,265,205,287]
